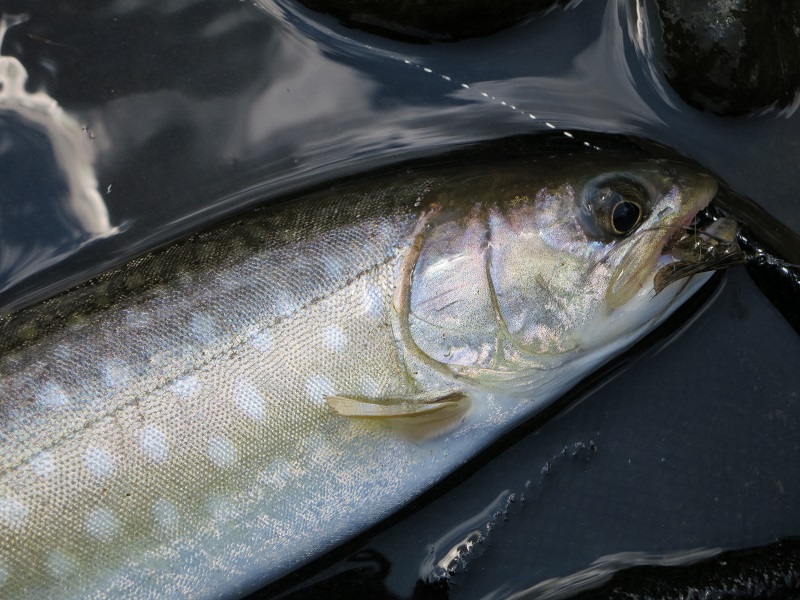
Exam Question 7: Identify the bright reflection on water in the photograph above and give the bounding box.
[0,29,114,300]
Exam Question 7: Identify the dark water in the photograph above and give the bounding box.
[0,0,797,598]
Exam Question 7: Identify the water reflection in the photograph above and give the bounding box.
[0,19,113,299]
[3,0,796,308]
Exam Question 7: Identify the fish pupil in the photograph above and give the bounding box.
[611,199,642,235]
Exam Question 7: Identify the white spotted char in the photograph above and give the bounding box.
[0,156,718,598]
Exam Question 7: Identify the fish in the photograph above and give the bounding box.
[0,154,718,598]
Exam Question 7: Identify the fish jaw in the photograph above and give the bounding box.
[653,216,746,294]
[605,171,718,309]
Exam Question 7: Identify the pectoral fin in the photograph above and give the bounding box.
[327,390,472,441]
[326,390,468,419]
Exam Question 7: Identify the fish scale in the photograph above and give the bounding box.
[0,156,718,598]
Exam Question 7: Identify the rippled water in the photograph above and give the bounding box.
[0,0,797,597]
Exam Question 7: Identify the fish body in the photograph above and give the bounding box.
[0,155,716,598]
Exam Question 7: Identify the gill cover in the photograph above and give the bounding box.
[406,193,598,385]
[403,159,718,387]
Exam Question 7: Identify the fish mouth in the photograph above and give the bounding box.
[605,175,719,309]
[654,210,747,294]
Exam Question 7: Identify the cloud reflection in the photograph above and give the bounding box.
[0,19,114,296]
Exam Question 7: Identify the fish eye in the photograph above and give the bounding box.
[582,177,649,239]
[608,196,643,235]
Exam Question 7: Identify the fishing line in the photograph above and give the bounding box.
[265,0,602,149]
[398,57,605,150]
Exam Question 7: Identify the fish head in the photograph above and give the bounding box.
[406,156,718,385]
[577,161,719,308]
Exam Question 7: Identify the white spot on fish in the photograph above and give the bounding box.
[152,499,179,532]
[362,285,382,318]
[233,378,266,421]
[84,446,115,478]
[304,374,334,404]
[36,383,70,408]
[189,313,218,343]
[218,270,245,292]
[207,437,237,468]
[248,329,273,353]
[101,360,131,389]
[46,551,77,580]
[0,497,27,530]
[86,507,119,542]
[323,324,347,352]
[0,561,6,586]
[207,496,236,523]
[124,309,150,328]
[139,426,169,462]
[30,452,55,478]
[322,255,347,282]
[258,457,294,491]
[271,292,295,316]
[170,375,200,399]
